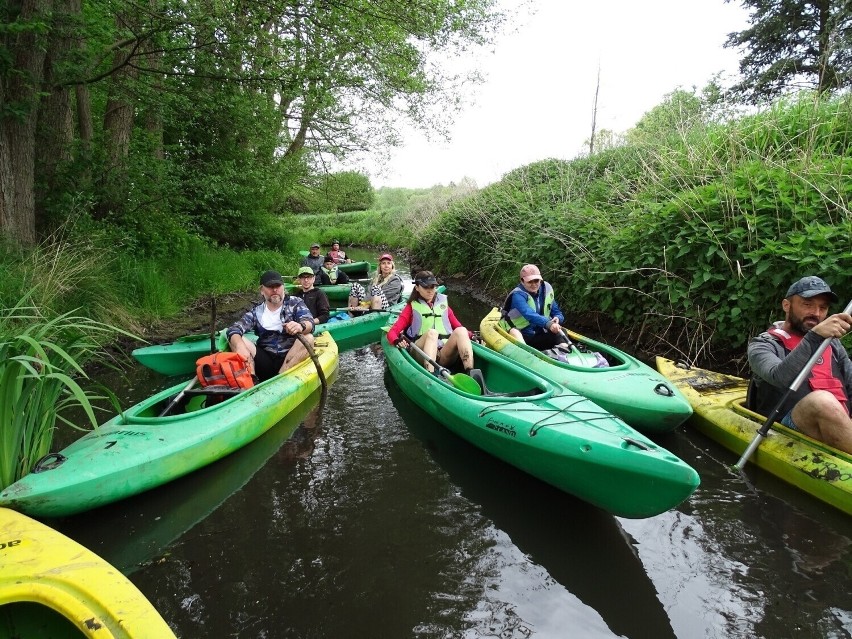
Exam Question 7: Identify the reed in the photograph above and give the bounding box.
[0,300,127,489]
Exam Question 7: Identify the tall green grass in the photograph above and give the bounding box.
[415,93,852,364]
[0,301,129,489]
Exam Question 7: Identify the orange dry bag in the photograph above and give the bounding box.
[195,352,254,389]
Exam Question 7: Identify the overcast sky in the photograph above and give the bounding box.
[361,0,751,189]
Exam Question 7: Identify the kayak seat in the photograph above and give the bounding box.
[468,369,540,398]
[182,385,244,410]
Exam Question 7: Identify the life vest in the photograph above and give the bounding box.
[329,249,346,263]
[196,352,254,390]
[767,327,849,414]
[406,294,453,340]
[500,282,554,331]
[321,265,340,284]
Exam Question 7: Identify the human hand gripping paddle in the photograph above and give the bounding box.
[735,298,852,470]
[402,341,481,395]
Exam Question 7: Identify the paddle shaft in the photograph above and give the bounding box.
[295,333,327,393]
[209,295,217,354]
[158,377,198,417]
[735,298,852,470]
[405,341,451,378]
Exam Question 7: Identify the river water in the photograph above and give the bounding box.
[50,252,852,638]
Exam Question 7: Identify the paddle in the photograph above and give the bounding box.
[209,294,217,354]
[405,342,481,395]
[734,298,852,470]
[295,332,327,394]
[158,377,198,417]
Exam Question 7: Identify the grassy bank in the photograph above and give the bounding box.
[284,182,477,249]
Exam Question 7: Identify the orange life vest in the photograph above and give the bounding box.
[195,352,254,390]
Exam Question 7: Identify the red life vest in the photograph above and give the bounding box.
[768,327,849,414]
[196,352,254,390]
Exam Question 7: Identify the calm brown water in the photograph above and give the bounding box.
[49,254,852,638]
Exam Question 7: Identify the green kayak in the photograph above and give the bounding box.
[284,282,351,302]
[0,334,338,518]
[382,335,699,518]
[297,251,371,276]
[480,308,693,434]
[131,286,442,376]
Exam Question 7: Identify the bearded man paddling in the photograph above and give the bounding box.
[748,276,852,453]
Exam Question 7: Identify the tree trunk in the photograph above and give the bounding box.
[0,0,52,246]
[97,15,138,220]
[35,0,77,232]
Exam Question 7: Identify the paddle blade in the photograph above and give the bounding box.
[448,372,482,395]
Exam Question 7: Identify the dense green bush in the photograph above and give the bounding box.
[415,94,852,363]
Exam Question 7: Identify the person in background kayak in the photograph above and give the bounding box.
[500,264,566,351]
[328,240,352,264]
[347,253,404,311]
[747,275,852,454]
[318,254,350,286]
[227,270,316,382]
[292,266,330,324]
[300,243,324,275]
[387,271,475,374]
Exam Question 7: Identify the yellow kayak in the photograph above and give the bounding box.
[656,357,852,516]
[0,507,176,638]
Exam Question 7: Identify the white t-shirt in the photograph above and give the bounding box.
[260,305,283,332]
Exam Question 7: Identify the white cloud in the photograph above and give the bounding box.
[366,0,751,189]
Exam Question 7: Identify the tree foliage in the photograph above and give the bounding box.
[725,0,852,102]
[0,0,504,250]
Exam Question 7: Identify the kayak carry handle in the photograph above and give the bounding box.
[653,383,674,397]
[32,453,67,473]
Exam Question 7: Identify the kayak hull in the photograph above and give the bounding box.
[656,357,852,516]
[383,338,699,518]
[0,335,338,518]
[480,308,693,434]
[0,507,175,638]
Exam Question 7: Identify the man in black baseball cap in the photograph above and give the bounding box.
[259,270,284,287]
[747,275,852,453]
[785,275,839,302]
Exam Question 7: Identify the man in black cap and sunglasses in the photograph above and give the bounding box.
[748,275,852,453]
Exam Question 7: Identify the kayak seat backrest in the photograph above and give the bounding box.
[183,385,244,410]
[185,386,243,398]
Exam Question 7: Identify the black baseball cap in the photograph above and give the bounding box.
[324,253,335,263]
[260,270,284,286]
[785,276,838,302]
[414,272,438,287]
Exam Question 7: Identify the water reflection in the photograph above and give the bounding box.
[386,369,673,639]
[621,432,852,638]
